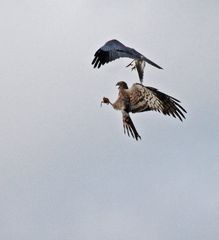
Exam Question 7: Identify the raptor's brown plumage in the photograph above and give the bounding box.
[101,81,186,141]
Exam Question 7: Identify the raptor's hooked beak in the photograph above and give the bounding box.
[116,82,120,89]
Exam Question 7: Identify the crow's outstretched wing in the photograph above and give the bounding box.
[92,39,162,70]
[92,39,139,68]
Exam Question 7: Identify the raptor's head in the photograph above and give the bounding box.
[116,81,128,90]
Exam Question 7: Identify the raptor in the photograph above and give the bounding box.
[101,81,186,140]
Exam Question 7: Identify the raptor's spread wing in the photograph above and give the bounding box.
[128,83,187,121]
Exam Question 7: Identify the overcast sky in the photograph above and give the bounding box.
[0,0,218,239]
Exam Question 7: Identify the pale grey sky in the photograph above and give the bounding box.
[0,0,218,239]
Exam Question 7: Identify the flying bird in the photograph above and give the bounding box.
[92,39,163,83]
[101,81,186,141]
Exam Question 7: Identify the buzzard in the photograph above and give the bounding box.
[101,81,186,140]
[92,39,162,83]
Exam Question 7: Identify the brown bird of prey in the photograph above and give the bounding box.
[101,81,186,141]
[92,39,162,83]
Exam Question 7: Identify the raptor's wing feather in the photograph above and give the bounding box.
[128,83,186,121]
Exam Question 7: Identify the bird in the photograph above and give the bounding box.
[92,39,163,83]
[101,81,186,141]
